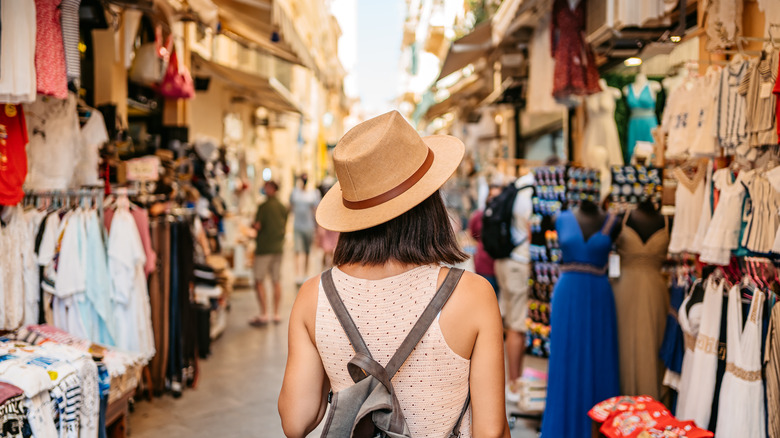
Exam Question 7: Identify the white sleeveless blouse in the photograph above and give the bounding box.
[315,265,472,437]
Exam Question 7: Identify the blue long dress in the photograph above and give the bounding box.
[541,210,621,438]
[626,83,658,161]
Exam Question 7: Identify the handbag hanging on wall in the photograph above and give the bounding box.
[159,48,195,100]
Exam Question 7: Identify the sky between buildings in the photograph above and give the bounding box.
[332,0,405,118]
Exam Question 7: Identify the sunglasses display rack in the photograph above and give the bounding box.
[565,166,601,206]
[609,165,663,210]
[527,166,562,357]
[527,165,602,357]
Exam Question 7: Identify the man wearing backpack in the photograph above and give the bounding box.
[484,170,535,404]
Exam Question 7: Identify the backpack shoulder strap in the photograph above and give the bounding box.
[385,268,465,378]
[320,269,372,357]
[449,392,471,437]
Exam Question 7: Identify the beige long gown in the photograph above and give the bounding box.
[611,214,670,399]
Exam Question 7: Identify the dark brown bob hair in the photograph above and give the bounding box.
[333,190,468,266]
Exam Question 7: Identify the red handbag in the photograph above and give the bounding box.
[159,48,195,100]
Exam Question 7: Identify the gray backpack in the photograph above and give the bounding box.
[319,268,470,438]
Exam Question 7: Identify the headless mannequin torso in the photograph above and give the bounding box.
[623,72,662,100]
[572,200,622,241]
[624,200,673,243]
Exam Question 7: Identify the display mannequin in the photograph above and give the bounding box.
[612,199,671,398]
[542,200,621,438]
[583,80,624,166]
[625,71,661,162]
[624,199,673,243]
[572,199,622,241]
[662,67,688,94]
[623,72,662,100]
[600,78,622,100]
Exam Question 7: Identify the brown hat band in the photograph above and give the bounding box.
[342,148,435,210]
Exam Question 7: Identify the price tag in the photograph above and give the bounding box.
[608,252,621,278]
[760,82,773,99]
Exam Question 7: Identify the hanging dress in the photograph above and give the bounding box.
[691,162,714,254]
[541,211,620,438]
[583,88,624,166]
[0,0,37,104]
[611,214,670,399]
[766,303,780,438]
[550,0,601,103]
[675,280,704,419]
[668,162,706,254]
[34,0,68,99]
[714,285,765,438]
[675,277,724,429]
[741,170,780,254]
[700,169,746,265]
[766,167,780,254]
[659,275,693,392]
[626,83,659,161]
[526,10,563,114]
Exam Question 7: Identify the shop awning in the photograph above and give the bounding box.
[436,21,493,82]
[192,53,302,114]
[424,75,488,121]
[211,0,317,73]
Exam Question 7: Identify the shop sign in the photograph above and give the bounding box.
[126,156,161,182]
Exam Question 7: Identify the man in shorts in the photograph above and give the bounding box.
[493,171,535,403]
[251,181,288,325]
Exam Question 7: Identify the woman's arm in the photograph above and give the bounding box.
[464,274,511,437]
[441,272,510,437]
[278,276,330,437]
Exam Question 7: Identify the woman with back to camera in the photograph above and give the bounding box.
[278,111,510,437]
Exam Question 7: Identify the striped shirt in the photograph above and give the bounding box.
[739,48,779,148]
[716,59,750,152]
[60,0,81,84]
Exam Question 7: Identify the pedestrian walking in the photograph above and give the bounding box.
[279,111,510,437]
[250,180,287,326]
[290,173,321,285]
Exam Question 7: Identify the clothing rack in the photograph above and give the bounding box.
[24,186,107,233]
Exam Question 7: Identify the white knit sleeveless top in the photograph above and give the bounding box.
[316,265,472,437]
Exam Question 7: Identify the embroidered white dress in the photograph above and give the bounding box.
[668,163,706,254]
[714,285,765,438]
[700,169,746,265]
[675,277,723,428]
[675,280,703,419]
[691,163,713,254]
[526,10,562,115]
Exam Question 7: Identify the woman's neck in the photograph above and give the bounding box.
[337,260,424,280]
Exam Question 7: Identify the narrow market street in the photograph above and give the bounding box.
[129,246,541,437]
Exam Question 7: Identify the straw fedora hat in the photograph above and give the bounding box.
[316,110,464,232]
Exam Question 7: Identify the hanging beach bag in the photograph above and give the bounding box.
[159,48,195,100]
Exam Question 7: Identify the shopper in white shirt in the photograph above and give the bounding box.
[493,170,535,403]
[289,174,321,285]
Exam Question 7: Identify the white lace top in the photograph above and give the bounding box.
[316,265,472,437]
